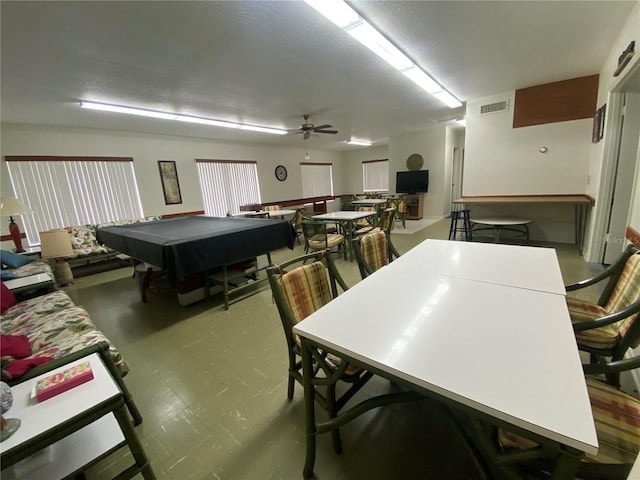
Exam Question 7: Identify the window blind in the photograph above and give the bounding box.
[301,163,333,198]
[363,159,389,192]
[196,159,261,216]
[5,156,143,245]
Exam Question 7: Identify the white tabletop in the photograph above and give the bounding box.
[1,354,120,453]
[471,217,533,226]
[4,273,54,291]
[234,209,296,217]
[293,244,598,456]
[396,239,565,295]
[352,199,388,205]
[313,211,374,221]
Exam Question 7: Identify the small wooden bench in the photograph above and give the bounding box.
[471,217,532,244]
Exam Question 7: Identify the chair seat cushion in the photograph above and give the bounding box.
[567,297,619,349]
[498,379,640,465]
[308,234,344,249]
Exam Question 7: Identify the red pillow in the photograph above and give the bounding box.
[0,282,17,313]
[0,334,32,358]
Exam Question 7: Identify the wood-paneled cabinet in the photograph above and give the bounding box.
[401,194,424,220]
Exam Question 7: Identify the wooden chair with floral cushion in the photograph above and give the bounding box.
[290,207,304,245]
[266,250,373,455]
[566,244,640,387]
[388,198,406,229]
[301,220,346,259]
[263,205,283,219]
[352,230,401,280]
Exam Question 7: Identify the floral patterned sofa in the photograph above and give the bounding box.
[0,287,128,382]
[63,216,160,268]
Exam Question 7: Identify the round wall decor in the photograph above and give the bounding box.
[406,153,424,171]
[275,165,288,181]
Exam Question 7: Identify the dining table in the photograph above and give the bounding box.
[312,210,377,261]
[293,239,597,478]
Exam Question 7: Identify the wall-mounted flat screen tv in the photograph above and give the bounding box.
[396,170,429,194]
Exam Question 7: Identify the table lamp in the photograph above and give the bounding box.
[40,229,74,286]
[0,196,33,253]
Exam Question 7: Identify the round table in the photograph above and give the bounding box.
[470,216,532,243]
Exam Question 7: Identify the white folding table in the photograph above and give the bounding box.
[293,239,597,478]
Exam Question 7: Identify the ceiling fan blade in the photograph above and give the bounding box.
[315,129,338,134]
[313,124,332,130]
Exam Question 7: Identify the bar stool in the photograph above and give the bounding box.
[448,205,472,241]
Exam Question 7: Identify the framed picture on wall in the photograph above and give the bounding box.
[592,104,606,143]
[158,160,182,205]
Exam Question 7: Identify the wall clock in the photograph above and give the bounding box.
[406,153,424,171]
[275,165,288,181]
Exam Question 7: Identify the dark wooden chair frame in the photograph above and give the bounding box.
[352,231,401,280]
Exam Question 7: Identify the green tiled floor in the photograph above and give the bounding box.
[61,218,595,479]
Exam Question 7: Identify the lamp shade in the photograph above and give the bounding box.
[39,230,73,259]
[0,196,33,217]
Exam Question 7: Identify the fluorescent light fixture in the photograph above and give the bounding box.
[304,0,360,29]
[347,23,413,71]
[347,139,372,146]
[304,0,462,108]
[239,125,288,135]
[433,91,462,108]
[80,101,178,120]
[81,101,287,135]
[401,66,442,95]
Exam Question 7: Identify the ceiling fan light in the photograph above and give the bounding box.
[348,23,413,71]
[433,90,463,109]
[402,67,442,95]
[347,139,372,146]
[304,0,361,29]
[80,101,178,120]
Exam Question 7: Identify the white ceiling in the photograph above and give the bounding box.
[1,1,635,151]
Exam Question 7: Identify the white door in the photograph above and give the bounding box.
[603,91,640,264]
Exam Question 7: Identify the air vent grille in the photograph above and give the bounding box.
[480,100,509,115]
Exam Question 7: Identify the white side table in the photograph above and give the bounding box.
[3,273,55,300]
[0,350,155,480]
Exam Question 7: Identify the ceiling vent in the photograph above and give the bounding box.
[480,100,509,115]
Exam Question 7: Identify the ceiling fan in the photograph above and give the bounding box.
[290,114,338,140]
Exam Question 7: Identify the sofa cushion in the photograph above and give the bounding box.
[0,283,17,313]
[65,225,109,256]
[1,250,33,269]
[7,260,53,278]
[1,270,19,281]
[0,334,31,358]
[0,290,75,326]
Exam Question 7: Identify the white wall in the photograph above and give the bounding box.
[0,123,347,241]
[388,127,447,217]
[465,91,592,195]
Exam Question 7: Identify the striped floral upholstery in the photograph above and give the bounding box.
[498,378,640,465]
[568,253,640,349]
[360,231,390,273]
[567,298,618,349]
[308,233,344,250]
[355,206,375,232]
[280,262,333,324]
[372,208,396,233]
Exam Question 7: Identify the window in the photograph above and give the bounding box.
[301,163,333,198]
[363,159,389,192]
[196,159,261,216]
[5,156,143,245]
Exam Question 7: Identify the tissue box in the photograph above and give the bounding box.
[35,361,94,402]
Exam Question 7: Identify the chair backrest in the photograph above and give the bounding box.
[606,252,640,347]
[378,208,396,233]
[352,230,400,279]
[355,206,375,227]
[291,208,303,229]
[263,205,281,212]
[267,251,349,344]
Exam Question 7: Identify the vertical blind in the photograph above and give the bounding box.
[196,159,261,216]
[363,159,389,192]
[301,163,333,198]
[5,156,143,245]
